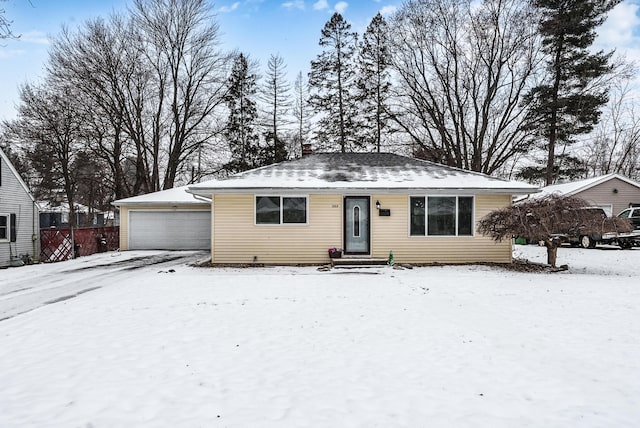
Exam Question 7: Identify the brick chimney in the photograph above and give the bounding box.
[302,143,313,157]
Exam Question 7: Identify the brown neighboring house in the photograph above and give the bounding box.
[536,173,640,217]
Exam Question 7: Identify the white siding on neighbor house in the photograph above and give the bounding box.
[128,209,211,250]
[0,154,39,267]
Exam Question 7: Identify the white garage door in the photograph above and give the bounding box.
[129,210,211,250]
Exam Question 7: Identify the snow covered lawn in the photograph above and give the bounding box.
[1,245,639,427]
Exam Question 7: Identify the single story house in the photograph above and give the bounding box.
[0,148,40,267]
[185,152,538,265]
[113,185,211,250]
[533,173,640,217]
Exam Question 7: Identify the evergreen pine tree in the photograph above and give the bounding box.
[525,0,621,185]
[356,12,393,153]
[224,53,261,173]
[308,13,360,153]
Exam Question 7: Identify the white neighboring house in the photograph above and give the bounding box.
[533,173,640,217]
[112,185,211,250]
[0,148,40,267]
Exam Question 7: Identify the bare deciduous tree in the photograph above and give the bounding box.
[6,82,88,227]
[582,80,640,180]
[0,0,16,40]
[40,0,230,202]
[48,16,144,199]
[260,53,291,163]
[478,194,632,267]
[389,0,541,174]
[132,0,230,190]
[292,71,311,157]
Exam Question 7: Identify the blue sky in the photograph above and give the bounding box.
[1,0,639,122]
[0,0,400,121]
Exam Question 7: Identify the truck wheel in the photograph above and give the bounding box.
[580,235,595,249]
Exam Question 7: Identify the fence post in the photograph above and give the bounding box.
[71,226,76,258]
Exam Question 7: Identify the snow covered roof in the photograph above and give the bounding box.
[536,173,640,198]
[112,185,210,206]
[189,153,539,196]
[38,201,92,213]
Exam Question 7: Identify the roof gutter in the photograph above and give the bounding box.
[187,186,541,197]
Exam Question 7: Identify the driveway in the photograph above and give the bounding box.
[0,251,207,322]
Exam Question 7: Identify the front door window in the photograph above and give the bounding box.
[353,206,360,237]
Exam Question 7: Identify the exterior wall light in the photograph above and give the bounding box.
[376,200,381,210]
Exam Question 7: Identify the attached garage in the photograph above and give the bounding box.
[112,186,211,251]
[128,210,211,250]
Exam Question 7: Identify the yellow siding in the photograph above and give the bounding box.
[212,194,342,264]
[120,207,129,250]
[371,194,512,264]
[118,205,210,251]
[212,193,513,265]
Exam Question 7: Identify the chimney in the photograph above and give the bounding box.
[302,143,312,157]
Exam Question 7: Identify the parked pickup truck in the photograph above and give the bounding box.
[596,230,640,249]
[560,207,640,249]
[617,206,640,230]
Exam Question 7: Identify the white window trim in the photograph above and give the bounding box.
[408,195,475,238]
[254,195,309,226]
[0,213,10,242]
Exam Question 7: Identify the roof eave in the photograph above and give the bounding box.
[188,186,540,196]
[111,200,209,207]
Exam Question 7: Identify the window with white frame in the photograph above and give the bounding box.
[255,196,307,225]
[410,196,474,236]
[0,214,9,241]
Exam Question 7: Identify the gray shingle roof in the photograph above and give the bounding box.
[189,152,539,195]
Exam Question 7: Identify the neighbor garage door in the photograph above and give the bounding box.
[129,210,211,250]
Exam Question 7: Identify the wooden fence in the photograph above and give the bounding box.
[40,226,119,263]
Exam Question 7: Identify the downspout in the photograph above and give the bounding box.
[211,194,216,264]
[32,199,38,262]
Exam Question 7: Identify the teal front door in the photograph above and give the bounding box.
[344,196,370,255]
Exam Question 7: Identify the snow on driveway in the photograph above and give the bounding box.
[0,245,639,427]
[0,250,207,321]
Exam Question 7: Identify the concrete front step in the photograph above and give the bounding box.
[331,257,389,268]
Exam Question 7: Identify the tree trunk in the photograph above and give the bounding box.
[544,240,558,267]
[546,37,564,186]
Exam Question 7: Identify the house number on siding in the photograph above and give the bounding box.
[331,204,339,208]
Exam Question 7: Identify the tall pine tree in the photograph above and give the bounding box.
[308,13,360,153]
[224,53,261,173]
[293,71,312,157]
[260,53,291,164]
[525,0,620,185]
[356,12,393,153]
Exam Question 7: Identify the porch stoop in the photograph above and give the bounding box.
[331,257,389,268]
